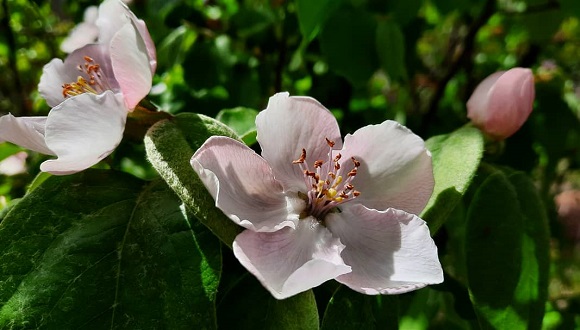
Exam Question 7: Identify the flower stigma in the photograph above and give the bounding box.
[62,56,110,98]
[293,137,361,221]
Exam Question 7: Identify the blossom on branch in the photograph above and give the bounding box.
[191,92,443,299]
[0,0,156,175]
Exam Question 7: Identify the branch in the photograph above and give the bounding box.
[419,0,496,135]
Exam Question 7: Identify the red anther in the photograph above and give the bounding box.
[314,160,324,168]
[348,168,357,177]
[334,153,342,162]
[335,163,341,171]
[346,183,354,190]
[84,56,94,62]
[339,192,349,199]
[328,172,336,179]
[353,191,361,197]
[292,148,307,164]
[351,157,361,167]
[325,137,335,147]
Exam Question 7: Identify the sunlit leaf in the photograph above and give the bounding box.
[145,113,242,247]
[421,125,484,233]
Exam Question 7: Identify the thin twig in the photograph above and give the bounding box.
[419,0,496,135]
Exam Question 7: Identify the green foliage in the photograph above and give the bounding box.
[321,286,398,329]
[3,0,580,327]
[0,170,221,329]
[421,125,484,233]
[465,168,549,329]
[144,113,242,247]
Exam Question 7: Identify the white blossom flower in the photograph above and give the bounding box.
[191,92,443,299]
[0,0,156,175]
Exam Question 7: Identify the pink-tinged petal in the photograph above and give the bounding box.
[39,44,116,108]
[338,120,434,215]
[191,136,303,232]
[466,71,503,126]
[110,22,152,110]
[60,6,99,53]
[40,91,126,175]
[96,0,130,46]
[233,217,352,299]
[0,114,54,155]
[97,0,156,72]
[467,68,535,140]
[327,204,443,294]
[256,92,342,191]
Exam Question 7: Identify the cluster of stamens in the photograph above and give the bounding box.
[293,137,361,219]
[62,56,110,98]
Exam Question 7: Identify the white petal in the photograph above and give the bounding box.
[191,136,303,232]
[337,120,434,215]
[256,93,342,191]
[97,0,156,72]
[38,44,116,108]
[233,217,351,299]
[110,22,152,110]
[96,0,130,46]
[60,22,99,53]
[40,91,126,175]
[0,114,54,155]
[326,204,443,294]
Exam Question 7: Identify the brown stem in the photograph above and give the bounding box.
[419,0,496,135]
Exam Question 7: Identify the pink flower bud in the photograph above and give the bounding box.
[467,68,535,140]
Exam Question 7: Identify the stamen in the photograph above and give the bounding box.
[292,138,362,219]
[293,149,306,164]
[326,138,335,147]
[62,56,111,98]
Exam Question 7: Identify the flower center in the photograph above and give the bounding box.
[62,56,111,98]
[292,138,361,220]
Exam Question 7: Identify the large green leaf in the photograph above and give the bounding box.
[145,113,242,247]
[0,170,221,329]
[319,7,379,86]
[375,19,407,81]
[321,286,398,329]
[421,125,484,233]
[465,169,549,329]
[217,274,319,329]
[295,0,343,41]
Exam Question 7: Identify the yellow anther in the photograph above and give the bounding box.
[332,175,343,188]
[334,197,344,202]
[326,188,337,198]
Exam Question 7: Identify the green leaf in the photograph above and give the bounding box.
[217,274,319,329]
[145,113,242,247]
[465,169,549,329]
[0,170,221,329]
[0,143,22,162]
[295,0,343,41]
[319,7,379,86]
[321,286,398,329]
[385,0,423,26]
[518,9,565,43]
[421,125,484,233]
[561,0,580,17]
[216,107,259,146]
[375,19,407,81]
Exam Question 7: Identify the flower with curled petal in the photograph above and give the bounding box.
[0,0,156,175]
[191,92,443,299]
